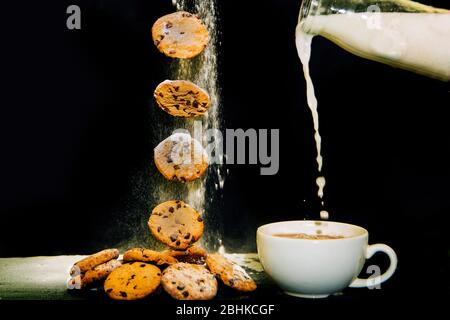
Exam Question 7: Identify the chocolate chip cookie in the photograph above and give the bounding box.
[154,132,208,182]
[68,259,122,289]
[104,262,162,300]
[161,263,217,300]
[152,11,209,59]
[154,80,210,117]
[70,249,119,276]
[148,200,204,250]
[166,246,207,265]
[123,248,178,266]
[206,253,257,292]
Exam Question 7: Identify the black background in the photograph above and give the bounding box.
[0,0,449,306]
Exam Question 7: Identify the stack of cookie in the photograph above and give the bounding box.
[67,249,121,289]
[67,200,256,300]
[152,11,211,181]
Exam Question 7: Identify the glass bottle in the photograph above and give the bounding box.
[298,0,450,81]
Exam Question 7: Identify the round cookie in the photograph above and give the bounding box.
[152,11,209,59]
[154,132,208,182]
[68,259,122,289]
[148,200,204,250]
[104,262,162,300]
[166,246,207,265]
[154,80,210,117]
[70,249,119,276]
[161,263,217,300]
[123,248,178,266]
[206,253,257,292]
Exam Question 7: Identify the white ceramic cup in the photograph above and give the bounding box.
[257,220,397,298]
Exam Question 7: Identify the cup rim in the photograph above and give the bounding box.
[257,220,368,241]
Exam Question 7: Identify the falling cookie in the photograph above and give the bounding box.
[161,263,217,300]
[166,246,207,265]
[70,249,119,276]
[104,262,162,300]
[152,11,209,59]
[123,248,178,266]
[206,253,257,292]
[154,80,210,117]
[148,200,204,250]
[154,132,208,182]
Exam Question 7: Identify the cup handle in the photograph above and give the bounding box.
[349,243,398,288]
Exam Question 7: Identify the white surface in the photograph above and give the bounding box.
[0,255,85,300]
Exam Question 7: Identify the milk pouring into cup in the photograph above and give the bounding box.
[296,0,450,219]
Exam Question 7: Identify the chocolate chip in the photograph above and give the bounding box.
[193,101,199,108]
[174,86,179,92]
[120,291,128,298]
[177,203,181,209]
[159,35,165,40]
[176,200,180,203]
[174,165,180,170]
[170,234,178,242]
[163,215,168,218]
[157,226,161,233]
[180,31,185,34]
[166,22,173,28]
[197,217,203,222]
[158,92,164,97]
[140,264,146,267]
[169,207,175,213]
[184,233,191,239]
[169,50,176,55]
[180,177,186,182]
[106,288,112,293]
[176,240,181,246]
[131,275,136,279]
[174,104,180,109]
[143,255,148,258]
[133,285,137,289]
[182,291,189,297]
[177,284,185,290]
[154,40,160,46]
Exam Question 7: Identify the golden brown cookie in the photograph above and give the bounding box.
[154,133,208,182]
[161,263,217,300]
[68,259,122,289]
[154,80,210,117]
[148,200,204,250]
[123,248,178,266]
[166,246,207,265]
[104,262,162,300]
[152,11,209,59]
[206,253,257,292]
[70,249,119,276]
